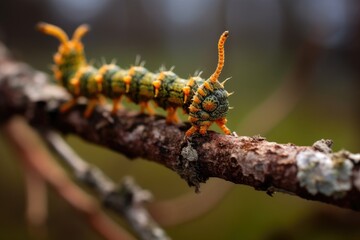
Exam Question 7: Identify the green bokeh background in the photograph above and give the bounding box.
[1,0,360,239]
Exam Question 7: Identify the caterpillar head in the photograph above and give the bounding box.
[186,31,231,136]
[188,81,230,124]
[37,22,89,68]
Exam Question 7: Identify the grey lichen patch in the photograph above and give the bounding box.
[124,125,145,142]
[296,150,353,197]
[334,150,360,164]
[349,153,360,163]
[181,143,198,162]
[353,170,360,191]
[176,141,207,193]
[239,151,266,182]
[348,153,360,163]
[252,134,266,141]
[312,139,333,154]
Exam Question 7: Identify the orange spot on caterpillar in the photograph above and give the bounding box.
[124,76,132,93]
[183,76,197,103]
[70,78,80,96]
[123,66,136,93]
[152,71,167,97]
[187,77,195,86]
[128,66,136,75]
[203,81,213,91]
[158,72,166,81]
[71,67,87,95]
[182,86,191,103]
[54,53,63,65]
[192,95,201,104]
[96,64,113,92]
[202,101,216,112]
[189,105,200,113]
[197,88,206,97]
[188,116,199,123]
[95,75,103,92]
[153,80,161,97]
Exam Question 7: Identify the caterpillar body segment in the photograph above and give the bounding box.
[126,66,153,104]
[38,23,232,137]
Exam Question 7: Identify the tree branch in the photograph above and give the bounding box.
[2,117,135,240]
[42,129,170,240]
[1,42,360,211]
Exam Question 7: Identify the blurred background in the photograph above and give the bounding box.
[1,0,360,239]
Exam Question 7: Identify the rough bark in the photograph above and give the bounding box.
[1,43,360,211]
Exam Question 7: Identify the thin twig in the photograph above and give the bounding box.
[42,130,170,240]
[2,117,135,240]
[23,165,48,231]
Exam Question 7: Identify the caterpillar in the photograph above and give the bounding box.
[37,22,232,137]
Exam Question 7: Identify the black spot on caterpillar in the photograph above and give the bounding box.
[37,22,233,137]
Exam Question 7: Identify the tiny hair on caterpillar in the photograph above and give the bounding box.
[37,22,233,137]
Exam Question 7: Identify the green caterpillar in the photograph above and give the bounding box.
[37,22,232,137]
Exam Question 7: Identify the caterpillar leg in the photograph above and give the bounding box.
[185,126,199,137]
[84,98,99,118]
[199,121,212,135]
[60,98,78,113]
[185,122,211,137]
[53,66,63,82]
[140,102,155,115]
[215,118,231,135]
[111,97,122,115]
[166,107,179,124]
[98,95,107,105]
